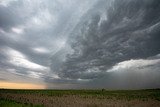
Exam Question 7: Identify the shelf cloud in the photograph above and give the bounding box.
[0,0,160,89]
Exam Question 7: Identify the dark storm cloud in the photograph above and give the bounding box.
[0,0,99,84]
[0,0,160,89]
[0,6,22,31]
[0,0,98,68]
[50,0,160,81]
[0,0,55,81]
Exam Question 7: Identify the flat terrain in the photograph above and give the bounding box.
[0,89,160,107]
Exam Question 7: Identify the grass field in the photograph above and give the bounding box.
[0,89,160,107]
[0,99,43,107]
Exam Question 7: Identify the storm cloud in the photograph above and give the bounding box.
[50,0,160,88]
[0,0,160,89]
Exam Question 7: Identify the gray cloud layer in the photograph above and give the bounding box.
[50,0,160,89]
[51,0,160,79]
[0,0,160,89]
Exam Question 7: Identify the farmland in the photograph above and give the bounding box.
[0,89,160,107]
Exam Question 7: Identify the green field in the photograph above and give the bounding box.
[0,89,160,107]
[0,99,43,107]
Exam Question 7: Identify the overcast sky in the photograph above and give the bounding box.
[0,0,160,89]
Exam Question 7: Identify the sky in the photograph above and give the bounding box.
[0,0,160,89]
